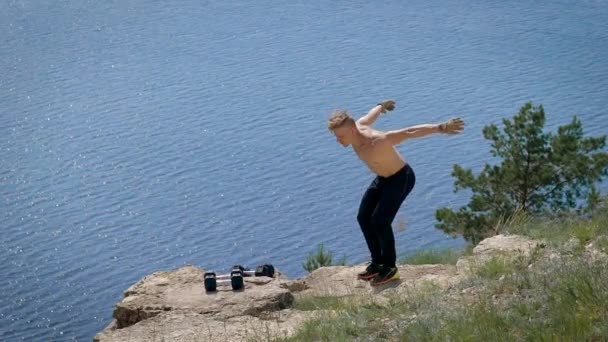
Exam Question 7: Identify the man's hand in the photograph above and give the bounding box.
[377,100,396,113]
[438,117,464,134]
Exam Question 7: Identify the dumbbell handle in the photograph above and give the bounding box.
[214,273,242,279]
[208,264,274,279]
[214,278,236,284]
[237,270,273,277]
[215,270,260,278]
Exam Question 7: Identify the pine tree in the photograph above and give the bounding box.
[436,102,608,244]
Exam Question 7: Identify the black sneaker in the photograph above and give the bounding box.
[370,266,400,286]
[357,262,383,280]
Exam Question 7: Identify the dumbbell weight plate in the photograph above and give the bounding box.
[204,272,217,292]
[230,271,244,290]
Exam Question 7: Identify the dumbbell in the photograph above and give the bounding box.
[204,268,244,292]
[232,264,275,278]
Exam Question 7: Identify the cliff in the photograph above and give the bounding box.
[94,234,607,341]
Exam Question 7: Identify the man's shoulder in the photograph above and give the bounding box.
[357,123,385,137]
[370,129,388,141]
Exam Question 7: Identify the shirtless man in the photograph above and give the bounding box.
[327,100,464,286]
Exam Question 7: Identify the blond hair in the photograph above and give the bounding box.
[327,109,355,130]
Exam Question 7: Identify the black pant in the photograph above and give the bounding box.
[357,164,415,268]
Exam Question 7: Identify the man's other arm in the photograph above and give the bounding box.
[356,100,396,126]
[386,117,464,145]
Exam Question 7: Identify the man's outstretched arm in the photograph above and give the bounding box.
[386,117,464,145]
[356,100,396,126]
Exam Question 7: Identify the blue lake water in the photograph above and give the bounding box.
[1,0,608,340]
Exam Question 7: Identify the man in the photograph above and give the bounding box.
[327,100,464,286]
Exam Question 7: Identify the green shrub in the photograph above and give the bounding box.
[436,102,608,244]
[302,244,346,273]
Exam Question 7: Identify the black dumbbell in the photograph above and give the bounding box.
[255,264,275,278]
[203,269,244,292]
[231,264,275,278]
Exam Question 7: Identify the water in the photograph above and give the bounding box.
[1,0,607,340]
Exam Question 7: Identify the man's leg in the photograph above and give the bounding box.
[370,166,416,285]
[370,195,403,269]
[357,177,382,265]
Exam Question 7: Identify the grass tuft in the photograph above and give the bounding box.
[399,247,470,265]
[302,244,346,273]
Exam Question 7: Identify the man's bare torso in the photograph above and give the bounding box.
[353,124,406,177]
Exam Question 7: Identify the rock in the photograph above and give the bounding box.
[280,279,308,292]
[457,234,541,274]
[584,235,608,262]
[473,234,541,256]
[297,264,460,298]
[95,309,317,342]
[563,237,581,254]
[95,264,294,342]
